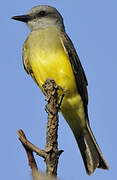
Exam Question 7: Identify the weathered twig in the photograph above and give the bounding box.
[18,129,47,159]
[42,79,63,176]
[17,79,64,178]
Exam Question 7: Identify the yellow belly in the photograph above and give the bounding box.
[30,47,77,95]
[23,27,86,131]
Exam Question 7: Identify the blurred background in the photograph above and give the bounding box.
[1,0,117,180]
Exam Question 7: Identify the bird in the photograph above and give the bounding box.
[12,5,109,175]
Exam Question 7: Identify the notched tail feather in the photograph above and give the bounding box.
[77,132,99,175]
[75,123,109,175]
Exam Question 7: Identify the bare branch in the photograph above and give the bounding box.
[43,79,64,176]
[18,129,47,159]
[17,79,64,179]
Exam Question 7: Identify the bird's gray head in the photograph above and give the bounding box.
[12,5,65,31]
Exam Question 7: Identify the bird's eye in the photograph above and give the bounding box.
[38,11,46,17]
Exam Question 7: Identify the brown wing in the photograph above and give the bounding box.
[60,32,88,118]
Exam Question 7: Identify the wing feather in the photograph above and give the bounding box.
[60,33,88,118]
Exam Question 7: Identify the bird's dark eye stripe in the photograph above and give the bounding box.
[38,11,46,16]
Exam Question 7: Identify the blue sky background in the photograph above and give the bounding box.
[1,0,117,180]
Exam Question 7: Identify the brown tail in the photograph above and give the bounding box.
[74,122,109,175]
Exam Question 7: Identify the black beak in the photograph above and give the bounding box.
[11,14,31,22]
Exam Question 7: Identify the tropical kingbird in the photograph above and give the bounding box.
[12,5,109,175]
